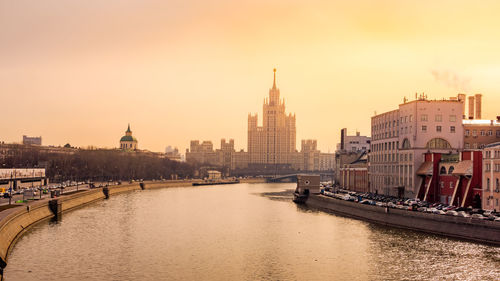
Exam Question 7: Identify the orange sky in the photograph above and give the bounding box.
[1,0,500,153]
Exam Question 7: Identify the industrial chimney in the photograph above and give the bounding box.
[468,96,475,120]
[457,94,466,119]
[475,93,482,119]
[340,128,347,151]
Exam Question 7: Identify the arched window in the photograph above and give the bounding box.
[440,167,447,174]
[426,138,451,149]
[401,138,411,149]
[448,166,454,174]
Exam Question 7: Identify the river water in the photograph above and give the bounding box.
[4,183,500,280]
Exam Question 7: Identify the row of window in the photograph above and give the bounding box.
[485,198,499,207]
[485,164,500,172]
[370,152,413,163]
[419,114,456,122]
[485,177,500,192]
[465,129,500,137]
[420,125,456,133]
[484,150,500,159]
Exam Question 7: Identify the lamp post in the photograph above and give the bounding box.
[8,172,12,205]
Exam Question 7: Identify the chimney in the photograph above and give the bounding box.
[457,94,466,119]
[475,93,482,119]
[468,96,475,120]
[497,116,500,122]
[340,128,346,151]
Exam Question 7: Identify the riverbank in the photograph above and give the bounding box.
[306,194,500,246]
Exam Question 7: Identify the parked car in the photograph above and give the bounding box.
[471,213,486,220]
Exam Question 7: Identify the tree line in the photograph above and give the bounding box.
[0,145,196,182]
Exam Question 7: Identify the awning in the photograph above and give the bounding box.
[452,160,473,176]
[417,162,433,176]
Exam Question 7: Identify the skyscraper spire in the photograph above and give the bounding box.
[272,68,277,89]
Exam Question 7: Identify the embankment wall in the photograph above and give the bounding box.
[307,195,500,245]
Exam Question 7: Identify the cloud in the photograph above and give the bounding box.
[430,69,471,92]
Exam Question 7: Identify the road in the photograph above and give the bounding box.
[0,182,117,206]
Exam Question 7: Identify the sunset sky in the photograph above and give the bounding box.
[1,0,500,153]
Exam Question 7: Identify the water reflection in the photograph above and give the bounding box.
[5,183,500,281]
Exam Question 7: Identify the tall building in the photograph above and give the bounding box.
[119,124,138,150]
[370,94,464,198]
[248,69,296,168]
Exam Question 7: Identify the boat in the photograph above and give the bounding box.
[192,179,240,186]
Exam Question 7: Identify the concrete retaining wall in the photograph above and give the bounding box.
[307,195,500,245]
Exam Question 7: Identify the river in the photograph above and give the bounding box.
[4,183,500,280]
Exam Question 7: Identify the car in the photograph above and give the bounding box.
[446,210,458,216]
[3,193,11,198]
[456,211,470,218]
[471,213,486,220]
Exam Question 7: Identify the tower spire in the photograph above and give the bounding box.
[127,123,131,133]
[272,68,277,89]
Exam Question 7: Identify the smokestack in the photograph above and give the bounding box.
[340,128,346,151]
[475,93,482,119]
[468,96,475,120]
[457,94,466,119]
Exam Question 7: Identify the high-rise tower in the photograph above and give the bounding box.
[248,69,296,167]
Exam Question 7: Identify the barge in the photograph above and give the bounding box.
[192,179,240,186]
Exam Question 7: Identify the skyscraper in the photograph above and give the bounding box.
[248,69,296,168]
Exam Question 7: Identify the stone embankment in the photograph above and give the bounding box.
[307,194,500,246]
[0,178,264,279]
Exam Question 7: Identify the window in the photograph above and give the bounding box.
[421,114,428,121]
[435,115,442,122]
[409,115,413,122]
[465,130,470,136]
[449,115,456,122]
[481,130,486,136]
[448,166,454,174]
[402,138,411,149]
[426,138,451,149]
[488,130,493,136]
[436,126,442,132]
[440,181,445,188]
[449,182,454,188]
[497,130,500,137]
[487,178,491,191]
[450,126,455,133]
[472,130,477,137]
[440,167,447,174]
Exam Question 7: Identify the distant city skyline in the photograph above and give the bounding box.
[1,0,500,153]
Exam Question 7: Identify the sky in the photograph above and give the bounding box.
[1,0,500,153]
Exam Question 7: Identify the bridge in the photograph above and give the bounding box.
[266,172,334,183]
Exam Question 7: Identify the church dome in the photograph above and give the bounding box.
[120,135,137,142]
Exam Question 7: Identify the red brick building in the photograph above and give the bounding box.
[416,151,482,207]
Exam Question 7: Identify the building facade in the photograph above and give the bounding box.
[23,135,42,146]
[248,69,296,168]
[463,118,500,149]
[416,151,482,208]
[119,124,138,150]
[370,95,464,198]
[483,142,500,211]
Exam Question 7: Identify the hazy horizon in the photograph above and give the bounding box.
[2,0,500,153]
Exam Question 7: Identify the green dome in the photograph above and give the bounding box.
[120,135,137,142]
